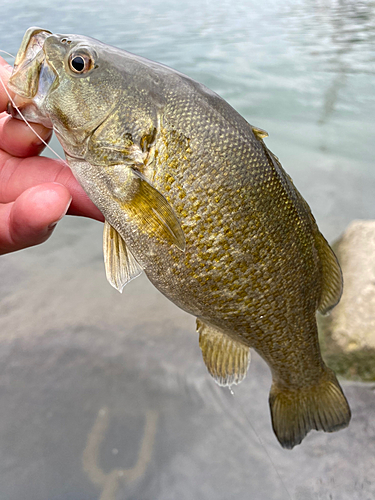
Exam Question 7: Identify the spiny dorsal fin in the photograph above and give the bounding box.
[197,319,250,386]
[103,220,143,293]
[120,169,186,252]
[269,367,351,449]
[252,126,269,141]
[315,232,343,315]
[261,146,342,315]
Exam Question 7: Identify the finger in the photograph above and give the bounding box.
[0,182,71,255]
[0,57,13,112]
[0,57,103,222]
[0,152,104,221]
[0,55,53,157]
[0,113,53,158]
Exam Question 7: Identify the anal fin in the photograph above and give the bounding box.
[197,319,250,386]
[103,220,143,292]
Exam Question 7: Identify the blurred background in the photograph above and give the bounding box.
[0,0,374,498]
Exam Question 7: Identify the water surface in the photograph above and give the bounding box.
[0,1,374,499]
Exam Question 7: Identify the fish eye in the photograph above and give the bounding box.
[71,56,85,72]
[68,52,94,74]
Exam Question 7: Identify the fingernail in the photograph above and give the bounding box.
[47,195,72,230]
[63,196,72,216]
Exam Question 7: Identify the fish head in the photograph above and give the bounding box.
[7,28,185,261]
[7,28,130,157]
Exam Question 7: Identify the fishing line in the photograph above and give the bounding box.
[0,73,66,163]
[0,45,292,500]
[0,50,15,59]
[228,387,293,500]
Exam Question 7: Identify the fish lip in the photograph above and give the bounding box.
[8,28,52,98]
[13,27,52,68]
[7,28,56,128]
[6,99,53,129]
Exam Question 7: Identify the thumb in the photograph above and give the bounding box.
[0,182,72,254]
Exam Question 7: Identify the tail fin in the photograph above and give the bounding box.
[269,368,351,449]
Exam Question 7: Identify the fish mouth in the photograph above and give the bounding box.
[7,27,56,128]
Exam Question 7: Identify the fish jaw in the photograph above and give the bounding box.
[7,28,55,128]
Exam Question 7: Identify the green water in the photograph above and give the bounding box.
[0,1,374,499]
[2,0,375,238]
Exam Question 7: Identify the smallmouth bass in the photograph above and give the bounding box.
[7,27,351,449]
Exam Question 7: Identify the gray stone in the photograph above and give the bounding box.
[319,220,375,381]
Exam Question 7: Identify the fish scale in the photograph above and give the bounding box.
[8,28,350,449]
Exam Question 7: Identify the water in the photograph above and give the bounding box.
[2,0,375,240]
[0,1,374,499]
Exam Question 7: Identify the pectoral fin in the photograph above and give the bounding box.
[197,319,251,386]
[120,170,186,251]
[103,220,143,292]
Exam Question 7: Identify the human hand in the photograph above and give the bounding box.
[0,56,104,255]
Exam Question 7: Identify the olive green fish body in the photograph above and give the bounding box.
[8,29,351,448]
[138,87,324,376]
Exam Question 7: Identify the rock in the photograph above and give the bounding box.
[319,220,375,381]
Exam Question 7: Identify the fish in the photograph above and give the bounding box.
[7,27,351,449]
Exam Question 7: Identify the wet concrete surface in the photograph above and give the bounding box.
[0,216,374,500]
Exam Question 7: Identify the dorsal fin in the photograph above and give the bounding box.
[197,319,250,386]
[315,231,343,314]
[260,148,342,316]
[252,126,269,141]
